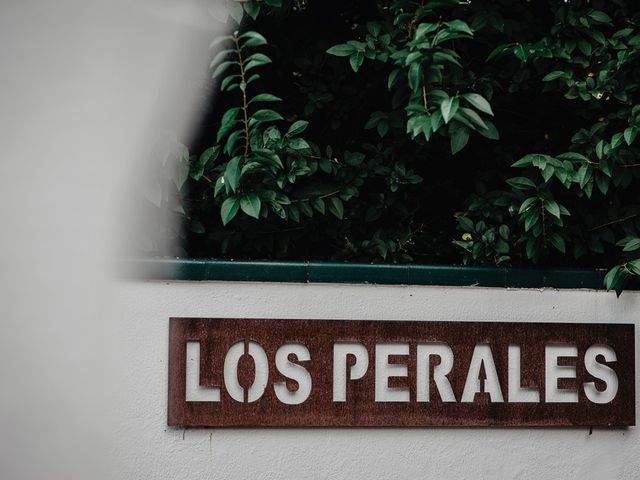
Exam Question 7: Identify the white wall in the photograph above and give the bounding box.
[0,3,226,479]
[113,281,639,480]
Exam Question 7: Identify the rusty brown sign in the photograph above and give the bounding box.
[168,318,635,427]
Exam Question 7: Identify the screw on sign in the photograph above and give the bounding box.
[168,318,635,427]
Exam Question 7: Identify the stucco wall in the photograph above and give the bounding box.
[113,280,639,479]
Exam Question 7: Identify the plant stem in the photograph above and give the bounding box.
[290,190,341,203]
[233,34,251,159]
[590,213,638,231]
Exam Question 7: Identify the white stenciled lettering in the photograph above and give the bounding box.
[462,344,504,402]
[584,344,618,404]
[508,345,540,403]
[333,343,369,402]
[224,341,269,403]
[416,343,456,402]
[185,341,221,402]
[545,344,578,403]
[274,343,312,405]
[375,343,410,402]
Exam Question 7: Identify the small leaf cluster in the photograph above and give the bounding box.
[605,237,640,295]
[327,2,498,155]
[186,29,367,256]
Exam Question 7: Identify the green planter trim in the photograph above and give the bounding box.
[121,258,639,290]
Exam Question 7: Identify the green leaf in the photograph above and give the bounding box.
[541,165,555,182]
[495,239,509,254]
[408,63,421,91]
[623,238,640,252]
[589,10,612,23]
[328,196,344,219]
[549,233,566,253]
[345,151,365,166]
[298,201,313,217]
[192,146,220,180]
[542,70,565,82]
[524,211,539,232]
[286,120,309,136]
[223,130,243,155]
[253,109,284,122]
[431,109,444,133]
[530,155,550,169]
[240,31,268,47]
[557,152,589,162]
[189,221,205,234]
[216,107,240,142]
[462,93,493,116]
[210,49,233,68]
[487,44,512,61]
[249,93,282,104]
[506,177,536,190]
[575,164,591,188]
[544,200,561,218]
[224,156,242,192]
[209,35,233,49]
[319,158,332,173]
[270,201,286,219]
[214,176,225,197]
[518,197,537,214]
[433,51,462,67]
[220,197,240,226]
[441,97,459,124]
[212,61,234,78]
[376,241,388,260]
[595,173,609,195]
[613,28,634,39]
[245,55,272,71]
[220,74,240,92]
[311,197,325,214]
[350,51,365,72]
[367,21,381,36]
[244,1,260,20]
[588,30,606,45]
[595,140,605,160]
[405,51,422,66]
[228,1,244,24]
[450,127,469,155]
[288,204,300,223]
[446,19,474,36]
[628,259,640,275]
[457,216,475,232]
[377,121,389,138]
[240,194,261,219]
[327,44,356,57]
[414,22,439,40]
[611,132,624,149]
[388,69,401,90]
[240,161,262,175]
[478,120,499,140]
[513,44,528,62]
[253,149,283,169]
[604,265,625,293]
[459,107,487,130]
[246,73,261,84]
[288,138,310,150]
[624,127,638,145]
[577,40,592,56]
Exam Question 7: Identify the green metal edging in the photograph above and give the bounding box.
[120,258,640,290]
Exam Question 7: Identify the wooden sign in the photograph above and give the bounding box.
[168,318,635,427]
